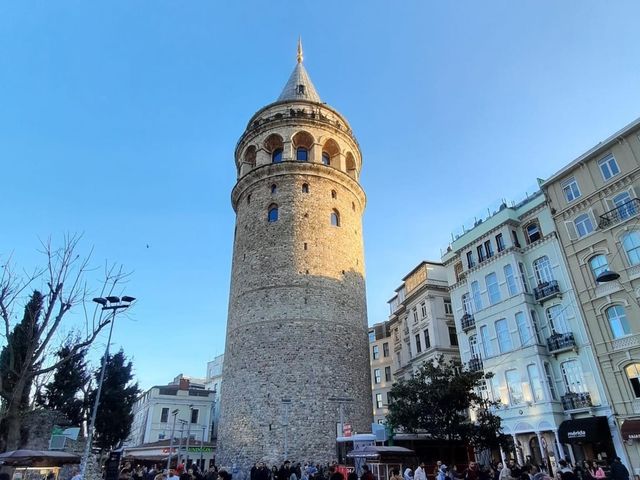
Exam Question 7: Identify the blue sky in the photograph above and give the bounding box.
[1,1,639,388]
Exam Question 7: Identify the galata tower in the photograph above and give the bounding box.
[217,41,372,467]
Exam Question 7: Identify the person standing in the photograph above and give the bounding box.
[609,457,629,480]
[415,464,427,480]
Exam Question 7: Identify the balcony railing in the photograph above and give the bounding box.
[547,332,577,354]
[461,313,476,332]
[468,356,483,372]
[534,280,561,302]
[599,198,640,229]
[561,391,593,410]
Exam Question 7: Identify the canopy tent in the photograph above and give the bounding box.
[0,450,80,467]
[346,446,415,461]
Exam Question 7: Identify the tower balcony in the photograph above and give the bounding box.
[546,332,577,354]
[461,314,476,332]
[599,198,640,229]
[561,391,593,411]
[467,356,483,373]
[534,280,561,303]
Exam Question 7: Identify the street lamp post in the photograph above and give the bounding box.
[80,295,135,479]
[200,426,205,470]
[166,409,179,473]
[185,406,193,467]
[176,420,187,467]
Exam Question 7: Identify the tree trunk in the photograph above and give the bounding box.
[4,376,29,451]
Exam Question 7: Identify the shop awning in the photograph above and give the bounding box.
[621,419,640,441]
[558,416,610,444]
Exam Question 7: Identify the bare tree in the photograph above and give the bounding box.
[0,234,128,451]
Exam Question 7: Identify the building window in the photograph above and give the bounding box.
[448,326,458,346]
[160,407,169,423]
[385,366,392,382]
[480,325,492,358]
[271,184,277,194]
[331,210,340,227]
[504,264,518,296]
[158,433,166,440]
[546,304,569,334]
[505,369,524,405]
[374,368,381,384]
[625,363,640,398]
[466,251,475,269]
[527,364,544,402]
[544,362,558,400]
[518,262,529,293]
[469,334,479,358]
[533,256,553,284]
[613,191,636,220]
[382,342,390,357]
[444,300,453,315]
[302,183,309,193]
[296,147,308,161]
[462,293,472,315]
[375,393,383,409]
[484,240,494,258]
[471,281,483,311]
[525,222,541,244]
[420,301,427,317]
[512,230,521,248]
[530,310,543,344]
[412,307,418,323]
[267,205,278,223]
[496,233,505,252]
[247,194,251,205]
[190,409,199,424]
[372,345,379,359]
[599,154,620,180]
[495,319,512,353]
[322,152,331,165]
[424,328,431,349]
[561,359,586,393]
[574,213,594,238]
[516,311,531,347]
[396,352,401,368]
[415,334,422,353]
[368,331,376,342]
[562,177,581,202]
[331,190,337,199]
[606,305,631,339]
[623,231,640,266]
[589,254,609,282]
[477,245,485,262]
[272,148,283,163]
[485,272,501,305]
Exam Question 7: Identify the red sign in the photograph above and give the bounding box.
[343,423,352,437]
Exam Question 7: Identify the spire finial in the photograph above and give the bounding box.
[297,36,303,64]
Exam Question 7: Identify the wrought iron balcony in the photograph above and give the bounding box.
[599,198,640,228]
[561,391,593,410]
[534,280,561,302]
[547,332,577,354]
[461,313,476,332]
[468,356,483,372]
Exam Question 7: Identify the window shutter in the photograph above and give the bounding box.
[565,221,578,240]
[589,208,598,228]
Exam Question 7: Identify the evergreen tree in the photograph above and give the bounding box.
[37,344,90,426]
[386,355,509,451]
[89,350,139,451]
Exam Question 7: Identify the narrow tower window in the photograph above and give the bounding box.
[247,194,251,205]
[331,210,340,227]
[272,148,283,163]
[331,190,337,199]
[271,184,277,194]
[268,205,278,223]
[302,183,309,193]
[322,152,330,165]
[297,147,308,161]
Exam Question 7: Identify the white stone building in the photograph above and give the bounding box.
[441,191,620,468]
[387,261,459,381]
[128,378,216,449]
[368,321,394,424]
[204,354,223,439]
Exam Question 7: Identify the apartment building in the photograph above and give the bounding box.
[441,192,618,469]
[387,261,459,381]
[368,321,394,424]
[205,354,224,439]
[542,117,640,472]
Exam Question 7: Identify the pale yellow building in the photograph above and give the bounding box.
[368,321,394,424]
[542,117,640,472]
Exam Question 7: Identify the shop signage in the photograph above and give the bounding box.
[161,447,213,454]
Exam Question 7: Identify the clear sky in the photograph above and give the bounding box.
[1,1,639,389]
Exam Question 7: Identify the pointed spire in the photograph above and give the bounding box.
[297,37,303,64]
[277,38,321,103]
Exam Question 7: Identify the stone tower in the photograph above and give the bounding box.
[217,42,372,467]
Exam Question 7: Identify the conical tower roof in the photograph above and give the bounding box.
[277,38,321,103]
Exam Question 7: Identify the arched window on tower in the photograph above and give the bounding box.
[271,184,277,194]
[331,210,340,227]
[264,133,284,164]
[331,190,337,199]
[268,205,279,223]
[297,147,308,161]
[272,148,283,163]
[322,152,330,165]
[302,183,309,193]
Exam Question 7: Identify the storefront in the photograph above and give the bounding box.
[558,416,615,464]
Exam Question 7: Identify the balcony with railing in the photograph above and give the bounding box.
[561,391,593,410]
[534,280,561,302]
[547,332,577,354]
[468,356,483,372]
[599,198,640,229]
[461,313,476,332]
